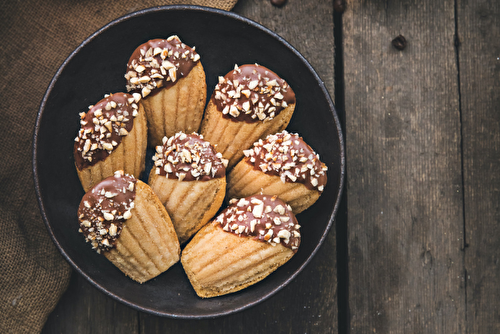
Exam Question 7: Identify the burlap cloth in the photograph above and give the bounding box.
[0,0,238,332]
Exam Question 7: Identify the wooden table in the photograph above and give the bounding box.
[42,0,500,333]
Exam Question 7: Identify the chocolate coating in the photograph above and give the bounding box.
[215,195,300,251]
[243,131,327,191]
[212,64,295,123]
[77,171,136,253]
[153,132,227,181]
[125,36,200,98]
[74,93,139,170]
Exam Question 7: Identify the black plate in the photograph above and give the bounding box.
[33,5,345,318]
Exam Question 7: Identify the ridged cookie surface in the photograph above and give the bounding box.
[200,64,295,170]
[78,171,180,283]
[74,93,147,192]
[227,131,327,214]
[181,194,300,298]
[125,36,207,147]
[149,132,227,244]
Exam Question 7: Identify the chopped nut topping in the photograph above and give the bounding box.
[212,64,295,123]
[77,171,136,253]
[74,93,138,170]
[153,132,226,181]
[123,210,132,220]
[125,36,200,98]
[216,195,300,251]
[243,130,328,192]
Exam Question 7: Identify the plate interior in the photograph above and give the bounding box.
[33,5,344,318]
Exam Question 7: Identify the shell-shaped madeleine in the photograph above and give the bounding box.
[227,131,328,214]
[74,93,147,192]
[200,64,296,170]
[181,195,300,298]
[125,36,207,147]
[78,171,180,283]
[149,132,227,244]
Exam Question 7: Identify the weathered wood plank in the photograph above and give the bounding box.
[140,266,337,332]
[457,0,500,332]
[42,273,139,334]
[233,0,336,97]
[343,0,465,332]
[139,0,337,333]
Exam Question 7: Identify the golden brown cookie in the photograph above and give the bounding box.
[78,171,180,283]
[125,36,207,147]
[148,132,227,244]
[181,194,300,298]
[74,93,147,192]
[200,64,295,170]
[227,130,327,214]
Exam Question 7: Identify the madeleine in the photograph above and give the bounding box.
[77,171,180,283]
[181,194,300,298]
[74,93,147,192]
[200,64,295,170]
[125,36,207,147]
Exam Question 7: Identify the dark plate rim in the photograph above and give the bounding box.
[32,4,345,318]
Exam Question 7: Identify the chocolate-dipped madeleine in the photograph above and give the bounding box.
[78,171,180,283]
[74,93,147,192]
[125,36,207,147]
[181,194,300,298]
[200,64,296,170]
[148,132,227,244]
[227,131,327,214]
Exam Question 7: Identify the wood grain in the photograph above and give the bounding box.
[343,0,465,332]
[457,0,500,332]
[233,0,336,97]
[42,273,139,334]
